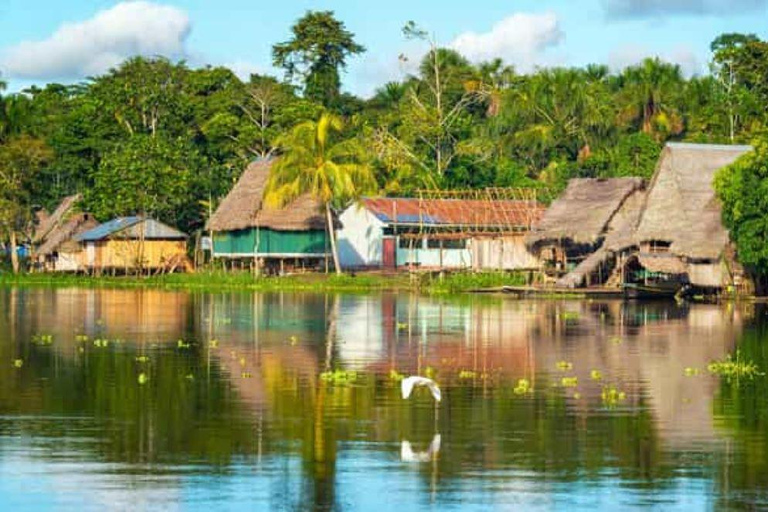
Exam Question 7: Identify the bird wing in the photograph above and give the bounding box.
[401,376,417,399]
[428,434,441,456]
[426,379,442,402]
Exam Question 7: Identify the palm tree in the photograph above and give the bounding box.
[264,112,375,274]
[618,58,684,139]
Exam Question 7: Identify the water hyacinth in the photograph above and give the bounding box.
[590,370,603,381]
[556,361,573,371]
[601,385,626,407]
[707,351,762,380]
[561,376,578,388]
[320,370,358,385]
[513,378,532,395]
[458,370,477,380]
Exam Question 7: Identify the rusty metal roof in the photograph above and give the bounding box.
[361,197,544,229]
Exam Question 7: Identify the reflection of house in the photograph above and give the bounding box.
[526,178,645,287]
[630,143,752,291]
[33,194,99,272]
[206,159,333,272]
[74,217,188,272]
[337,197,543,270]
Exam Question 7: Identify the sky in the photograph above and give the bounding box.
[1,0,767,97]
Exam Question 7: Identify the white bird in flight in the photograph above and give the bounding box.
[401,376,441,402]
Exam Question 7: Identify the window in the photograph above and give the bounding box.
[399,237,422,249]
[425,239,467,250]
[649,240,671,253]
[426,238,441,249]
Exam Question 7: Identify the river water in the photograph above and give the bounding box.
[0,287,766,510]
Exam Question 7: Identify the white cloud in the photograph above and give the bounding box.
[0,1,191,80]
[608,44,703,77]
[449,12,565,71]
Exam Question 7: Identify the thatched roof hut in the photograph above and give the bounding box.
[527,177,644,250]
[37,213,99,257]
[634,143,752,264]
[33,194,82,244]
[206,159,328,232]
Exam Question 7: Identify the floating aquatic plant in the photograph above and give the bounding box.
[209,339,219,349]
[32,334,54,346]
[707,351,762,380]
[610,337,623,345]
[138,372,148,385]
[458,370,477,380]
[684,367,701,377]
[601,385,626,407]
[561,312,579,322]
[93,339,109,348]
[289,336,298,346]
[75,334,89,342]
[135,355,150,363]
[320,369,357,385]
[590,370,603,381]
[513,378,532,395]
[397,322,409,331]
[177,339,191,349]
[556,361,573,371]
[561,376,578,388]
[424,367,436,379]
[241,372,252,379]
[389,370,404,382]
[185,374,195,380]
[12,359,23,368]
[573,392,582,400]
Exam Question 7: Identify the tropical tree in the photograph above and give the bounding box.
[272,11,365,108]
[0,135,53,272]
[264,112,375,274]
[617,58,684,140]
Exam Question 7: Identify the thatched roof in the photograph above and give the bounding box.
[526,178,644,249]
[206,159,328,232]
[634,143,752,261]
[33,194,82,243]
[37,213,99,256]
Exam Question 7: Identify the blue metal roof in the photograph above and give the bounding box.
[75,217,187,242]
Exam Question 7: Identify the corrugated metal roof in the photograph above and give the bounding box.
[75,217,187,242]
[362,198,543,228]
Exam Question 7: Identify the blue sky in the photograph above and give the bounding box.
[1,0,767,96]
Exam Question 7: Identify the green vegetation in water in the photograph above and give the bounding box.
[32,334,54,346]
[458,370,477,380]
[177,339,191,349]
[209,339,219,349]
[136,355,150,364]
[320,369,358,385]
[560,311,580,322]
[137,372,148,385]
[75,334,89,342]
[590,370,603,381]
[610,337,623,345]
[513,378,532,395]
[707,351,762,380]
[396,322,409,331]
[684,367,701,377]
[556,361,573,371]
[561,376,578,388]
[601,385,627,407]
[93,339,109,348]
[288,336,298,346]
[388,370,405,382]
[12,359,23,368]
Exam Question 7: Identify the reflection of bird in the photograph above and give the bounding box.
[401,434,441,463]
[401,376,441,402]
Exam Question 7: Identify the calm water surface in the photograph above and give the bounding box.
[0,287,767,511]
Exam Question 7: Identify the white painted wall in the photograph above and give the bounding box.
[337,204,386,269]
[55,252,80,272]
[397,238,472,269]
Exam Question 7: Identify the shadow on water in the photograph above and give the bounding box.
[0,286,767,510]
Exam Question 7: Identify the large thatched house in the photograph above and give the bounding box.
[528,142,753,293]
[206,159,333,271]
[526,177,645,286]
[33,194,99,272]
[628,142,752,291]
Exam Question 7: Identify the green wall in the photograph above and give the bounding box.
[213,228,328,256]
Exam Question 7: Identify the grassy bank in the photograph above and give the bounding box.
[0,270,529,294]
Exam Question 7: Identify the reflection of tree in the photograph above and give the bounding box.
[712,328,768,508]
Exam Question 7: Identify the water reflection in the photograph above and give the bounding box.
[0,287,766,510]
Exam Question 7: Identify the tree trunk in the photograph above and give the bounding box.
[325,203,341,275]
[9,230,19,274]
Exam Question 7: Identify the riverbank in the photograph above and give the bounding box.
[0,270,529,294]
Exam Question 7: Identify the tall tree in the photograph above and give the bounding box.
[617,58,684,140]
[264,112,375,274]
[0,136,52,273]
[272,11,365,108]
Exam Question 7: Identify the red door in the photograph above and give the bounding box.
[382,237,396,269]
